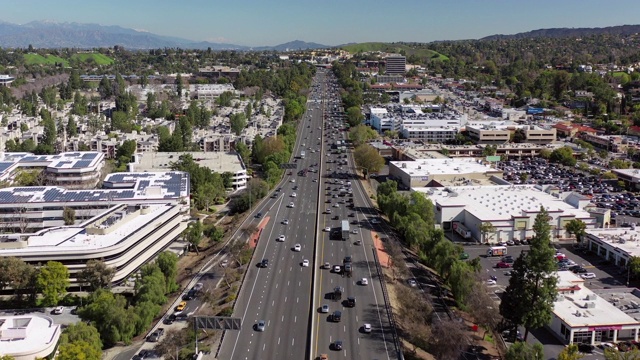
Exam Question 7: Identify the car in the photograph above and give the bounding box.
[290,179,296,183]
[291,192,297,197]
[193,283,204,291]
[332,340,343,351]
[487,279,497,285]
[320,304,330,313]
[302,259,310,267]
[407,278,417,287]
[313,179,318,182]
[277,235,286,242]
[333,265,341,273]
[260,259,269,268]
[351,229,358,234]
[282,219,289,225]
[256,320,266,332]
[255,212,263,218]
[578,343,595,353]
[360,278,368,285]
[52,306,64,315]
[573,267,588,274]
[501,255,514,263]
[147,328,165,342]
[581,273,597,279]
[323,262,331,269]
[351,220,358,224]
[333,203,340,208]
[363,323,372,333]
[175,301,187,312]
[325,208,332,214]
[220,259,228,267]
[182,289,197,300]
[496,262,512,268]
[288,202,295,208]
[348,212,355,217]
[294,244,302,252]
[163,314,176,325]
[324,227,331,232]
[370,218,380,224]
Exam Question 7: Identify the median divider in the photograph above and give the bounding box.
[249,217,270,249]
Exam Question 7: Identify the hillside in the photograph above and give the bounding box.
[481,24,640,40]
[71,53,114,65]
[23,52,114,66]
[340,42,448,61]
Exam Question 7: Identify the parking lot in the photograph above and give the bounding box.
[463,242,635,359]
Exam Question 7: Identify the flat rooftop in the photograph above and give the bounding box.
[0,171,189,205]
[414,185,594,221]
[554,271,640,327]
[0,151,103,179]
[391,158,498,177]
[585,227,640,258]
[132,152,245,174]
[0,315,60,356]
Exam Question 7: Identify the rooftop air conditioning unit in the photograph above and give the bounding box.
[585,302,596,309]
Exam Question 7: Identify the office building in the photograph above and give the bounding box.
[0,315,61,360]
[385,56,406,75]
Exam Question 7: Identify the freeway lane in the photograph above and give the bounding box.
[311,73,398,359]
[218,70,328,360]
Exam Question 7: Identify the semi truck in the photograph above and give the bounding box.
[341,220,350,241]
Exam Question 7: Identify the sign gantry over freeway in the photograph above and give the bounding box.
[193,316,242,330]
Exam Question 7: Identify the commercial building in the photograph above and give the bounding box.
[389,158,502,189]
[583,227,640,268]
[0,315,61,360]
[369,106,467,141]
[0,151,105,189]
[414,185,597,242]
[192,84,236,100]
[550,271,640,345]
[0,171,191,286]
[465,123,556,144]
[385,56,406,75]
[130,151,248,191]
[391,143,550,161]
[613,169,640,190]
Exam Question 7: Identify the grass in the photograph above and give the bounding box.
[71,53,114,65]
[23,53,68,66]
[340,42,449,61]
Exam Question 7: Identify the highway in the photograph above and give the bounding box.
[217,70,328,360]
[310,75,398,359]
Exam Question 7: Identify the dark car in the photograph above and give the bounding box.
[573,267,588,274]
[331,310,342,322]
[163,314,176,325]
[345,296,356,307]
[578,343,594,353]
[255,212,263,219]
[332,340,343,351]
[260,259,269,268]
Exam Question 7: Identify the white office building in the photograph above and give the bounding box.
[0,315,61,360]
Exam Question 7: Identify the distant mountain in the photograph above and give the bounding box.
[481,24,640,41]
[0,20,327,50]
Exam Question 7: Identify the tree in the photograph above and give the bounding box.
[557,344,583,360]
[353,144,385,178]
[478,222,496,243]
[77,260,115,291]
[156,251,179,294]
[63,207,76,225]
[176,73,183,97]
[59,322,102,358]
[135,264,167,305]
[230,113,247,136]
[184,219,204,253]
[500,207,558,341]
[629,256,640,280]
[564,219,587,244]
[504,341,544,360]
[349,124,378,146]
[550,146,577,166]
[604,347,640,359]
[67,116,78,137]
[57,341,102,360]
[428,320,470,360]
[345,106,364,127]
[36,261,70,306]
[79,289,137,347]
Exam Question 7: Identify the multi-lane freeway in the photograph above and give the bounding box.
[218,68,398,360]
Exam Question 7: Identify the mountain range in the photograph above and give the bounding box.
[0,20,329,50]
[480,24,640,41]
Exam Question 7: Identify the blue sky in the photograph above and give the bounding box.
[4,0,640,46]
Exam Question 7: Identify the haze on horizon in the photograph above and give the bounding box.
[3,0,640,47]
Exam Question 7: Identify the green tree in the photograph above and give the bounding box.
[353,144,385,178]
[564,219,587,244]
[629,256,640,280]
[77,259,115,291]
[67,117,78,137]
[135,264,167,305]
[500,207,558,340]
[176,73,183,97]
[557,344,583,360]
[604,347,640,359]
[349,124,378,146]
[36,261,70,306]
[345,106,364,127]
[230,113,247,136]
[550,146,577,166]
[57,341,102,360]
[504,341,544,360]
[478,222,496,243]
[59,322,103,356]
[79,289,137,346]
[63,207,75,225]
[156,251,179,294]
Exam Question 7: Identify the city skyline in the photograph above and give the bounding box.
[2,0,640,46]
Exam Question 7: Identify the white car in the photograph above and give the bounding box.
[333,265,341,273]
[291,192,297,197]
[333,203,340,208]
[282,219,289,225]
[290,179,296,183]
[277,235,286,242]
[294,244,301,252]
[487,279,497,285]
[52,306,64,315]
[363,323,372,333]
[325,208,331,214]
[288,202,295,208]
[581,273,597,279]
[302,259,309,267]
[324,227,331,232]
[360,278,368,286]
[313,179,318,182]
[321,304,330,313]
[351,229,359,234]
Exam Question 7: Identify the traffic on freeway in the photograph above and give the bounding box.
[217,68,398,360]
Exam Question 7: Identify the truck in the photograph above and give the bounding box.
[453,222,472,239]
[341,220,350,241]
[300,150,306,159]
[487,246,507,257]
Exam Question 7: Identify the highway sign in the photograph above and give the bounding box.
[279,163,298,169]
